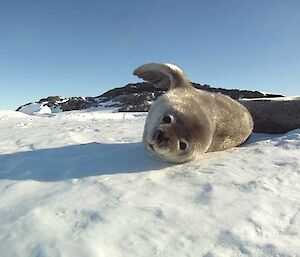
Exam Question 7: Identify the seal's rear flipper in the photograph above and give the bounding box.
[133,63,191,90]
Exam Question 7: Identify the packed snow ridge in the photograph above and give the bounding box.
[0,110,299,257]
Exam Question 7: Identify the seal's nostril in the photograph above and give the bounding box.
[154,129,164,143]
[157,131,163,142]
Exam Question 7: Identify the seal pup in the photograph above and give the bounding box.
[133,63,254,163]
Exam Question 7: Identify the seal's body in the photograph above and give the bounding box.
[134,63,253,163]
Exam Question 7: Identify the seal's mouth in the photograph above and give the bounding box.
[146,141,190,164]
[147,141,171,156]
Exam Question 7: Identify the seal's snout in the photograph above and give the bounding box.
[153,129,169,148]
[153,129,163,142]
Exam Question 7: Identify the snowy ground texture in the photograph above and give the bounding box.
[0,109,299,257]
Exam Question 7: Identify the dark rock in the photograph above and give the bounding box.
[60,97,98,111]
[38,96,62,104]
[191,83,282,99]
[99,82,283,113]
[100,82,166,98]
[239,97,300,133]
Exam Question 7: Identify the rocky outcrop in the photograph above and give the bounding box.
[16,81,300,134]
[99,82,283,112]
[100,82,166,98]
[17,96,106,113]
[192,83,282,99]
[239,97,300,133]
[16,82,284,113]
[38,96,101,112]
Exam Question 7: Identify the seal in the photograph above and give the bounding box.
[133,63,254,163]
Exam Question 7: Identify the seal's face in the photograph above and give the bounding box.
[143,97,209,163]
[146,113,192,163]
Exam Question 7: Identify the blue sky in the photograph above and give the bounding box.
[0,0,299,109]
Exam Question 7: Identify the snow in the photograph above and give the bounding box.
[18,102,52,115]
[241,96,300,101]
[0,109,299,257]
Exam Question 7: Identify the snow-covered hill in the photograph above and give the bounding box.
[0,110,299,257]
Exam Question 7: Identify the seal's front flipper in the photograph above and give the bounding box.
[133,63,191,90]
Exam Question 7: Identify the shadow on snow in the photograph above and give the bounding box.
[0,132,288,182]
[0,142,170,182]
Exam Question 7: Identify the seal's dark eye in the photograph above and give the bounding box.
[179,141,187,150]
[162,115,172,124]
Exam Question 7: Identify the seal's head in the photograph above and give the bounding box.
[147,115,191,163]
[134,63,213,163]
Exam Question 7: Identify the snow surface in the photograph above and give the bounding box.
[0,110,299,257]
[241,96,300,101]
[17,103,52,115]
